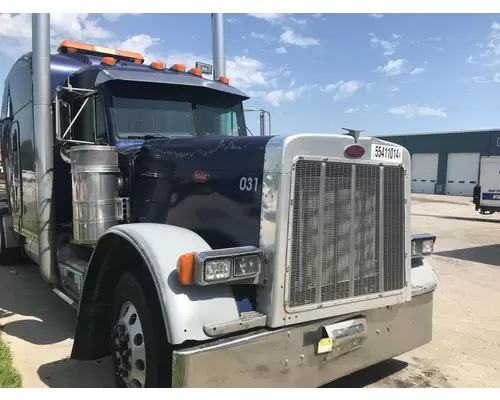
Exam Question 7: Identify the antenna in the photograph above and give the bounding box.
[342,127,364,143]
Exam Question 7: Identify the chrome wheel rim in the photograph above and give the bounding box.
[112,301,147,388]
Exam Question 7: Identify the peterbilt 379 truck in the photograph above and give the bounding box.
[0,13,439,388]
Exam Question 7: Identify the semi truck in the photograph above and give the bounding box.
[0,13,439,388]
[473,156,500,215]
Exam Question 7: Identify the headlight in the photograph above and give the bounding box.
[204,259,232,282]
[234,254,261,277]
[422,239,434,254]
[411,234,436,257]
[182,246,264,286]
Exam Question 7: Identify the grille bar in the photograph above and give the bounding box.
[288,159,405,309]
[349,165,356,298]
[315,162,326,303]
[379,167,385,293]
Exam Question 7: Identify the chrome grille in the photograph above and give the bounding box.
[288,159,406,309]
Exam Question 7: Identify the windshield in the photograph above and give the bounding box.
[104,81,247,139]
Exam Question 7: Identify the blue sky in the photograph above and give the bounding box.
[1,13,500,136]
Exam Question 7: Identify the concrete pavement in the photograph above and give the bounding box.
[1,193,500,387]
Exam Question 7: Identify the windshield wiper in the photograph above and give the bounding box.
[144,133,170,140]
[123,133,170,140]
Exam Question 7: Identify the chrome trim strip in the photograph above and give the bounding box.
[379,166,385,292]
[348,164,356,297]
[315,161,326,303]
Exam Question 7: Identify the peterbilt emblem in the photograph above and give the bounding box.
[192,170,210,183]
[344,144,366,159]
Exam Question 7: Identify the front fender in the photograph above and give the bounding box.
[411,256,439,296]
[83,223,240,345]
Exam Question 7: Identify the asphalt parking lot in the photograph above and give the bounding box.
[1,193,500,388]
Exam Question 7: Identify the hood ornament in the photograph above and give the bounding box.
[341,128,364,143]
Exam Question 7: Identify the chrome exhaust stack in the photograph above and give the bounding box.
[32,13,58,284]
[211,13,226,80]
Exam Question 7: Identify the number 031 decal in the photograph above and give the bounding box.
[239,177,259,192]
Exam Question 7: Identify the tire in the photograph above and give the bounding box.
[110,271,172,388]
[0,206,21,266]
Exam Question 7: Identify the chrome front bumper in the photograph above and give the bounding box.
[171,261,437,388]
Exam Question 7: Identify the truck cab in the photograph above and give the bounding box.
[0,30,439,388]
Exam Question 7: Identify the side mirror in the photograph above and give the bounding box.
[244,108,272,136]
[54,95,71,141]
[259,110,269,136]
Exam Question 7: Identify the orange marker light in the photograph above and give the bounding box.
[188,68,203,77]
[177,252,197,285]
[170,63,186,72]
[218,76,230,84]
[102,56,116,65]
[57,40,145,64]
[150,61,165,70]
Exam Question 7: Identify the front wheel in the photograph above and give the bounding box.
[110,271,171,388]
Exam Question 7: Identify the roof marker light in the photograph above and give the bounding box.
[101,57,116,66]
[169,63,186,72]
[218,76,230,84]
[188,68,203,77]
[150,61,165,70]
[57,40,145,64]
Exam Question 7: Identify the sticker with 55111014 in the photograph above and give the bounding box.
[317,337,334,355]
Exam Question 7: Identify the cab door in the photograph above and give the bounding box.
[8,120,22,227]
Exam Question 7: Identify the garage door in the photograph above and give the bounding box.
[411,153,439,194]
[445,153,480,196]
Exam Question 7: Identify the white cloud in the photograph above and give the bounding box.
[114,34,283,93]
[276,46,287,54]
[280,27,319,47]
[115,34,162,61]
[494,73,500,83]
[251,32,275,43]
[101,14,125,22]
[248,86,310,107]
[473,75,489,83]
[467,22,500,67]
[369,32,400,56]
[226,18,238,24]
[388,104,447,118]
[410,67,425,75]
[289,16,307,25]
[369,14,384,19]
[375,59,408,76]
[0,13,117,58]
[247,14,287,23]
[344,107,359,114]
[0,14,301,105]
[177,54,269,91]
[321,80,372,101]
[428,36,442,42]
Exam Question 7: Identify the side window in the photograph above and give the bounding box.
[1,82,9,120]
[219,111,239,136]
[70,97,85,141]
[9,59,32,115]
[94,95,108,142]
